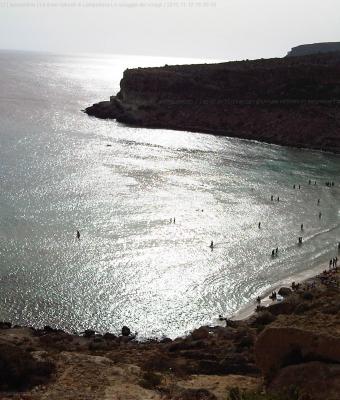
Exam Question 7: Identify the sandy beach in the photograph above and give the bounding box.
[231,257,337,321]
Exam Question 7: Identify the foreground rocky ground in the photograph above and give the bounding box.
[0,267,339,400]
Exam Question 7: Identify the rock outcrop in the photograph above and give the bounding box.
[255,325,340,378]
[287,42,340,57]
[85,52,340,154]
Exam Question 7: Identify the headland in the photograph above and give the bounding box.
[85,52,340,154]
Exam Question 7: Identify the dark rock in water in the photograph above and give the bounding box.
[160,337,172,344]
[121,326,131,337]
[0,342,54,390]
[0,322,12,330]
[83,329,96,338]
[44,325,55,332]
[278,287,292,297]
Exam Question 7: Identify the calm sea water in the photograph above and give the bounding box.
[0,50,339,338]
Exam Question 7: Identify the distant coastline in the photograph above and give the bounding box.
[85,51,340,154]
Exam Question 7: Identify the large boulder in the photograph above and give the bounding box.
[255,326,340,380]
[278,287,292,297]
[268,361,340,400]
[121,326,131,337]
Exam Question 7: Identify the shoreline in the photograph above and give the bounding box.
[0,259,339,399]
[230,258,333,322]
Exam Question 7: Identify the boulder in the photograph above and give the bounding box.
[83,329,96,338]
[0,322,12,330]
[278,287,292,297]
[268,361,340,400]
[121,326,131,337]
[191,327,210,340]
[255,326,340,380]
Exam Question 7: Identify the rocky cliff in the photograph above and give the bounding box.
[85,52,340,154]
[287,42,340,57]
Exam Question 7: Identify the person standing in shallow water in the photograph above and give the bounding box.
[76,230,80,240]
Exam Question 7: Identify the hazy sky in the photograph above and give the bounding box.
[1,0,340,60]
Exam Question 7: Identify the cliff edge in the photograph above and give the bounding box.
[287,42,340,57]
[85,52,340,154]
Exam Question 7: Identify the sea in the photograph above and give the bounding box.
[0,50,339,339]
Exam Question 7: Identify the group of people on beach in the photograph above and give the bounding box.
[271,248,279,257]
[330,257,338,268]
[252,177,339,310]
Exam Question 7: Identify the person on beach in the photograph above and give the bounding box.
[299,184,301,189]
[173,218,176,224]
[210,241,214,249]
[293,184,296,189]
[271,195,273,201]
[258,222,261,229]
[301,224,304,231]
[256,296,261,304]
[319,212,322,219]
[317,199,320,206]
[76,230,80,240]
[277,196,280,202]
[271,249,275,257]
[309,180,311,185]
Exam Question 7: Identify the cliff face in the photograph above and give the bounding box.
[85,52,340,153]
[287,42,340,57]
